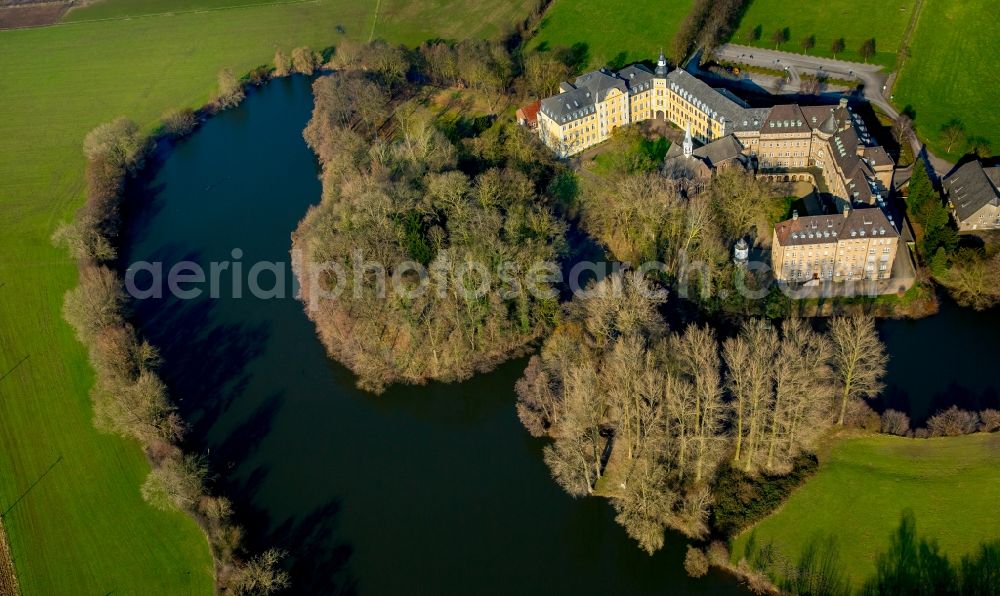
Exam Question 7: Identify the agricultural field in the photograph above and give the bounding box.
[731,0,918,68]
[528,0,693,70]
[374,0,535,43]
[61,0,308,21]
[0,0,532,592]
[731,432,1000,589]
[891,0,998,161]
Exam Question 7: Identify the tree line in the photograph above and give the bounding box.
[881,406,1000,438]
[671,0,750,65]
[516,271,889,553]
[294,70,570,392]
[54,118,289,593]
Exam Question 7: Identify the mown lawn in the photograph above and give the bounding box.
[731,0,918,68]
[528,0,693,70]
[891,0,999,161]
[731,432,1000,589]
[0,0,532,592]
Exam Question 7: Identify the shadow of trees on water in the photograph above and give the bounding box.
[129,259,358,594]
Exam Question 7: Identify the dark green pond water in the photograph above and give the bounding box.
[122,76,999,594]
[122,76,744,594]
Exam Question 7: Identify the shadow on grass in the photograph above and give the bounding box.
[745,509,1000,595]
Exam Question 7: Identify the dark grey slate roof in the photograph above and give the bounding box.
[831,127,862,176]
[775,207,897,246]
[693,135,745,168]
[574,69,628,101]
[617,64,656,92]
[540,65,655,125]
[986,166,1000,189]
[540,87,598,124]
[665,69,747,128]
[715,87,750,109]
[763,104,811,134]
[863,146,893,169]
[732,108,771,132]
[944,160,1000,221]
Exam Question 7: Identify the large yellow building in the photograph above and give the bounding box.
[537,55,895,213]
[537,55,904,290]
[538,53,744,156]
[771,208,899,282]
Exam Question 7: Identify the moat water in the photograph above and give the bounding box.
[122,76,999,594]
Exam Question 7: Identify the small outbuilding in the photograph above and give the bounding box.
[516,100,541,130]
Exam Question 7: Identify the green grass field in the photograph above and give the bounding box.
[731,432,1000,589]
[731,0,918,68]
[528,0,693,70]
[892,0,999,160]
[0,0,532,592]
[61,0,308,21]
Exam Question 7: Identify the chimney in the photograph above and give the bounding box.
[792,210,799,220]
[843,206,850,218]
[839,97,849,109]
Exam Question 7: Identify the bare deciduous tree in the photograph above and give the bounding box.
[141,454,208,512]
[830,38,845,58]
[229,549,290,595]
[926,406,979,437]
[685,545,710,578]
[291,46,319,75]
[672,324,727,483]
[767,318,834,471]
[62,265,125,343]
[216,69,245,109]
[83,117,147,174]
[612,455,677,555]
[881,409,911,436]
[940,119,966,153]
[938,249,1000,311]
[724,319,777,473]
[273,48,290,77]
[830,315,888,425]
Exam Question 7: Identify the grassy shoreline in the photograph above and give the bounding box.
[731,431,1000,589]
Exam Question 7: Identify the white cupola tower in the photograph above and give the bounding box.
[683,124,693,158]
[655,50,668,76]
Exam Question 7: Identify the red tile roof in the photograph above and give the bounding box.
[517,100,541,125]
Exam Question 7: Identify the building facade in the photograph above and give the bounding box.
[771,208,899,282]
[943,160,1000,232]
[536,54,894,212]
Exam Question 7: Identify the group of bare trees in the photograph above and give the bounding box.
[55,118,289,593]
[517,272,889,553]
[882,406,1000,438]
[295,71,568,392]
[52,117,147,262]
[577,166,775,307]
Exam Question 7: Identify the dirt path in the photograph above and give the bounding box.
[0,519,19,596]
[0,1,68,29]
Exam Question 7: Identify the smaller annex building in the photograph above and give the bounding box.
[943,160,1000,231]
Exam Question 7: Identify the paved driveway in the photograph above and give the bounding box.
[713,43,893,115]
[711,44,954,178]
